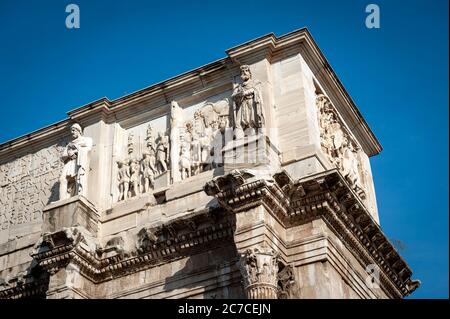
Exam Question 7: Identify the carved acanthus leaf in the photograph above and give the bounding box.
[277,265,298,299]
[239,245,279,289]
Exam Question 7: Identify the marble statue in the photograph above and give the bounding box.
[141,151,156,193]
[59,123,93,200]
[156,132,169,175]
[117,160,130,201]
[232,65,264,138]
[129,158,141,197]
[179,134,191,180]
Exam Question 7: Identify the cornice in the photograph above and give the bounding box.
[203,168,419,298]
[0,28,381,157]
[0,120,69,157]
[0,280,49,299]
[27,208,235,285]
[0,169,419,299]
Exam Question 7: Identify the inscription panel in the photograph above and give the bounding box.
[0,144,65,236]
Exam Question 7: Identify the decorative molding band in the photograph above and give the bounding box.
[0,277,49,299]
[1,169,419,299]
[0,29,380,158]
[26,209,234,285]
[203,168,420,298]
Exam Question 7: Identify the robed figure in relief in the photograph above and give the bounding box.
[231,65,265,138]
[59,123,93,200]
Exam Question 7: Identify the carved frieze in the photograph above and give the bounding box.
[115,97,234,202]
[116,127,168,202]
[315,93,366,199]
[112,65,269,202]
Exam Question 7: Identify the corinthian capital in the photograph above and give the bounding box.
[239,245,279,299]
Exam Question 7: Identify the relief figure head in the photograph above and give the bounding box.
[70,123,83,139]
[240,65,252,82]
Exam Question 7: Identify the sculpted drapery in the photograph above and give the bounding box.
[59,123,93,200]
[232,65,265,137]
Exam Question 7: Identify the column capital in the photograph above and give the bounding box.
[239,245,279,299]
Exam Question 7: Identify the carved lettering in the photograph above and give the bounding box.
[0,144,64,231]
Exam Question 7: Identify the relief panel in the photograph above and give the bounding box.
[0,142,65,241]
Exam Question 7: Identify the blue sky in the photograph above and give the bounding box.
[0,0,448,298]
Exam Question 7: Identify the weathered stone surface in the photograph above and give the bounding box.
[0,28,418,299]
[42,195,99,236]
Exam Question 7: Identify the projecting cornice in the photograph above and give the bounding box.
[203,168,419,298]
[0,28,381,157]
[15,207,233,288]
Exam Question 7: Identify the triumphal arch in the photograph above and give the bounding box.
[0,29,419,299]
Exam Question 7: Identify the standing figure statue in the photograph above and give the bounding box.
[328,120,345,168]
[179,138,191,180]
[156,132,169,174]
[231,65,264,138]
[117,160,130,201]
[129,158,141,197]
[141,151,156,193]
[200,130,213,171]
[340,138,363,195]
[59,123,93,200]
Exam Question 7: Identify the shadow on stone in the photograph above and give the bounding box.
[161,201,244,299]
[0,259,49,299]
[47,180,60,205]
